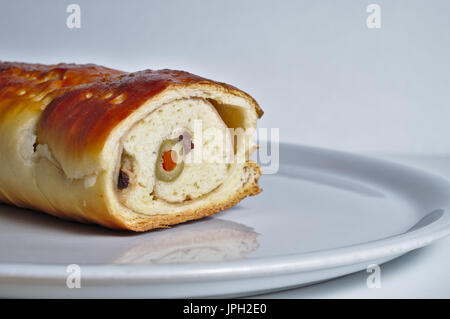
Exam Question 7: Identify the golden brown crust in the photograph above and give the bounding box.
[0,61,123,91]
[0,61,124,122]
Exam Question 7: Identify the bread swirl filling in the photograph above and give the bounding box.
[117,98,234,214]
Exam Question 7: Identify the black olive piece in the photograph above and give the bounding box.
[117,170,129,190]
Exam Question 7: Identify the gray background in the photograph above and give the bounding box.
[1,0,449,154]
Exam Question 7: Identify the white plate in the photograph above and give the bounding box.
[1,144,450,298]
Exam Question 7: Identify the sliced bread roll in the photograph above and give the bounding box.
[0,62,263,231]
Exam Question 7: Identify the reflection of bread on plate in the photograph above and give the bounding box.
[0,62,263,231]
[114,219,259,264]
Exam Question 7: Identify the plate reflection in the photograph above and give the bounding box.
[114,219,260,264]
